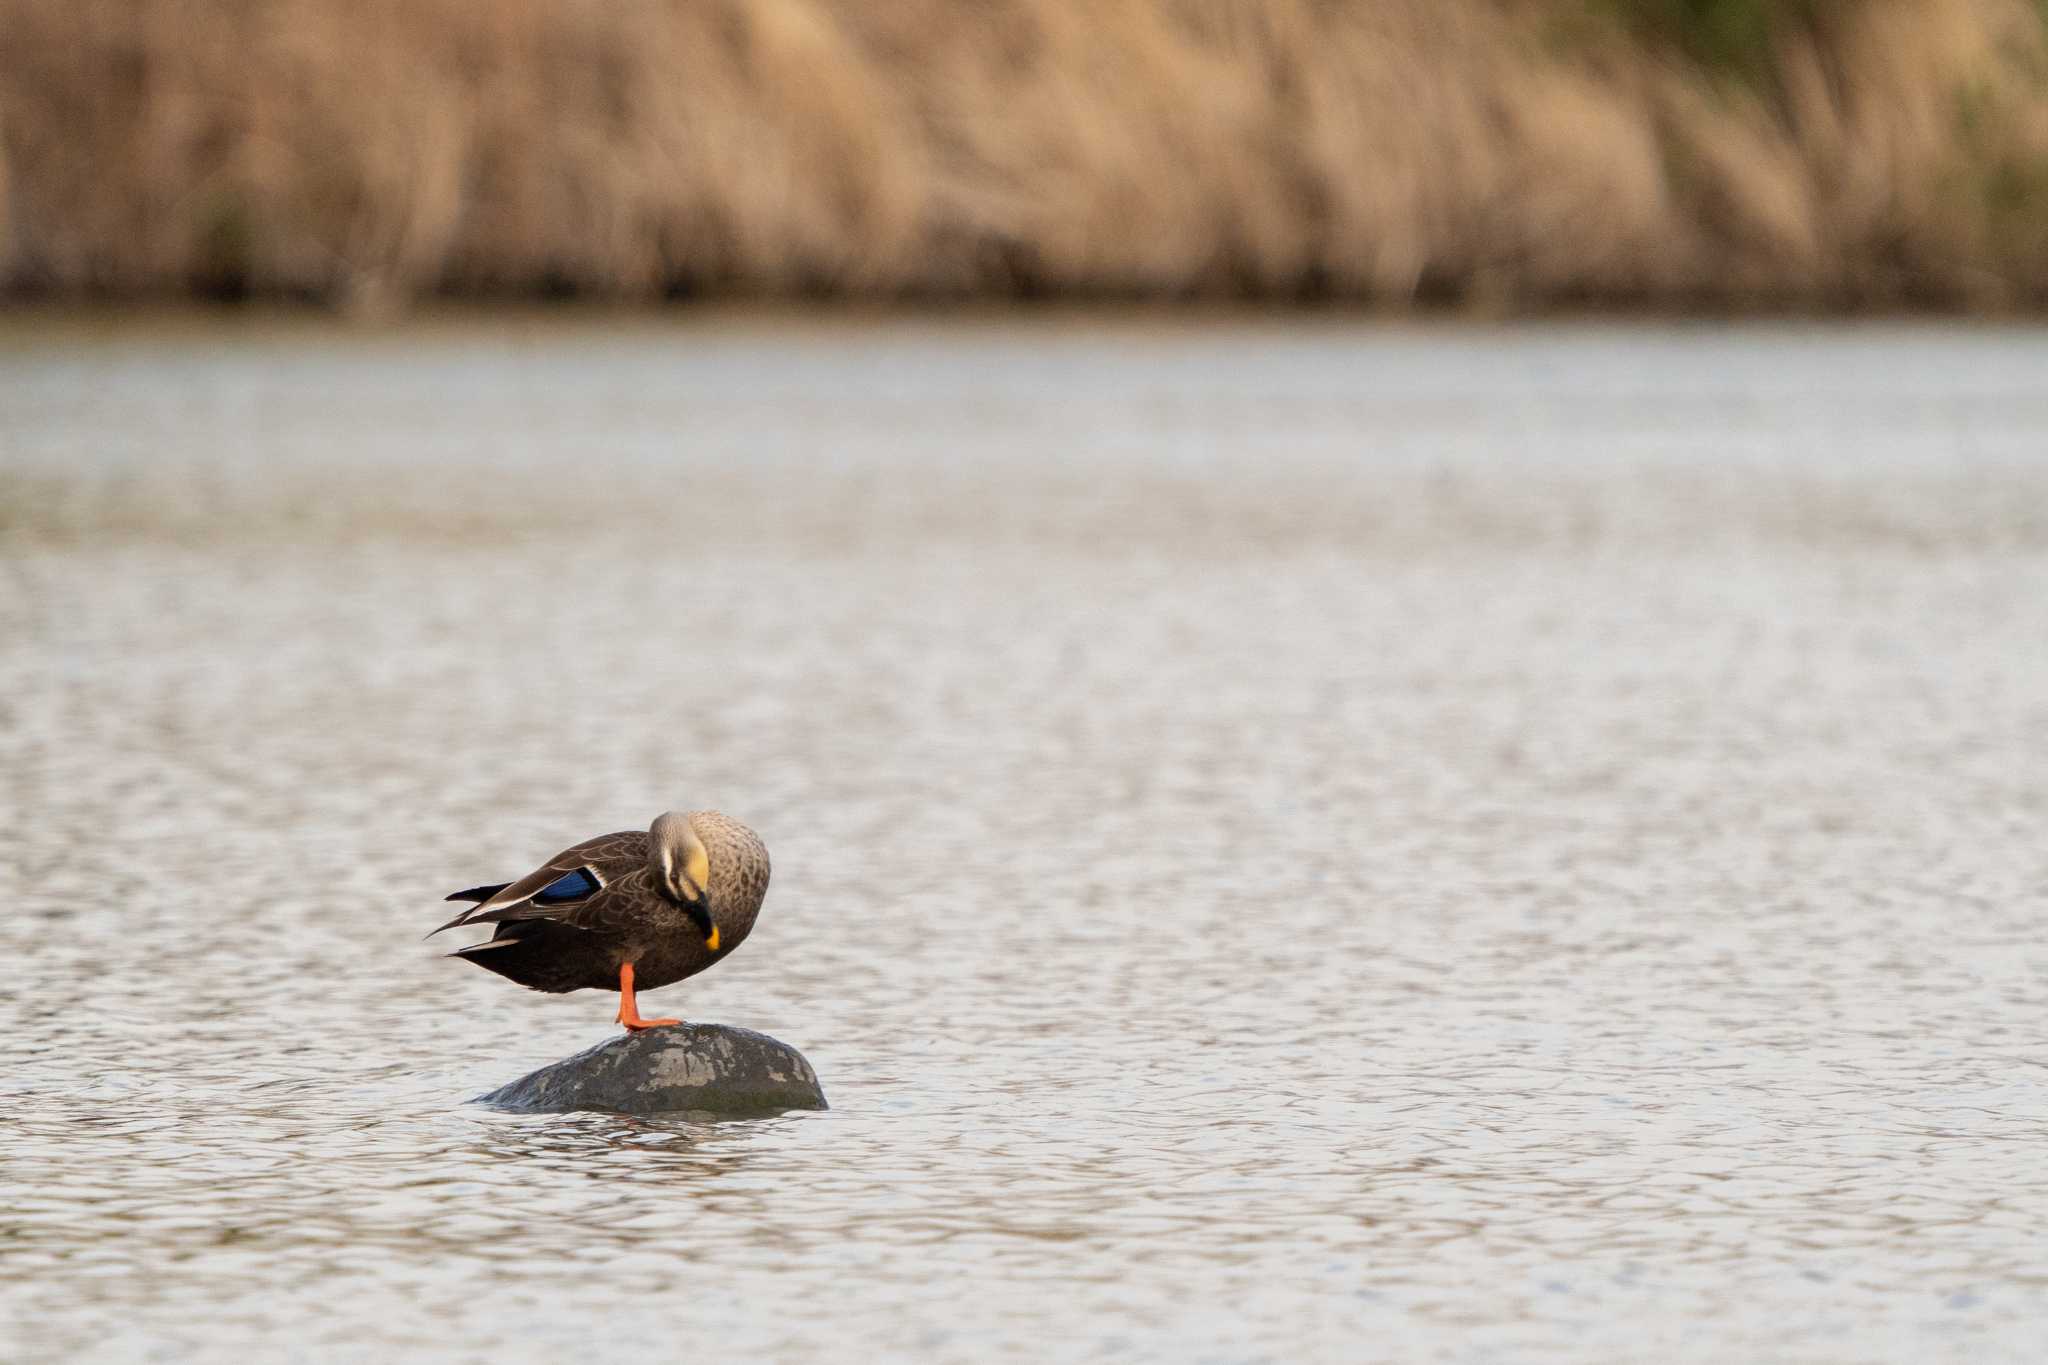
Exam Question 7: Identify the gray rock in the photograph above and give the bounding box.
[478,1023,827,1117]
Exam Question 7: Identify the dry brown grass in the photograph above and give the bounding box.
[2,0,2046,310]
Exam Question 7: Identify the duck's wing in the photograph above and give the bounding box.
[428,830,646,936]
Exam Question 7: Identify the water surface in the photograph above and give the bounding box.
[5,315,2048,1361]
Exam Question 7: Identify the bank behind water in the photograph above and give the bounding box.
[3,0,2047,312]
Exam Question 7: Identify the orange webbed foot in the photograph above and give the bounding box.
[614,962,681,1031]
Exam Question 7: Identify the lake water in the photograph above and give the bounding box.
[5,314,2048,1362]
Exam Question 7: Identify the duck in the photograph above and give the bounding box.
[430,810,770,1030]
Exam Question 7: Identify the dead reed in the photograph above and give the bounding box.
[2,0,2045,310]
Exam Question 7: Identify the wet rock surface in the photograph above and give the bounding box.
[479,1024,827,1117]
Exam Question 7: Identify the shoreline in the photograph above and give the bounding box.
[4,1,2046,314]
[9,297,2048,336]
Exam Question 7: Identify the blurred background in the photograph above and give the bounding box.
[5,0,2048,310]
[6,4,2048,1363]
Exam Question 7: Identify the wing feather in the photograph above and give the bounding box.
[428,830,646,937]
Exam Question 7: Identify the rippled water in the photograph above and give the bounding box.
[5,315,2048,1361]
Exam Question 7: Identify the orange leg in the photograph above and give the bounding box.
[615,962,680,1032]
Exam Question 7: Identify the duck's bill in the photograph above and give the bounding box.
[686,902,720,951]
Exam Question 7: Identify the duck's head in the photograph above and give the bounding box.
[649,810,721,951]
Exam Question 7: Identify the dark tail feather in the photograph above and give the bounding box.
[424,883,514,939]
[445,919,588,993]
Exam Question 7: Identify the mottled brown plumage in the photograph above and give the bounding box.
[432,811,770,1011]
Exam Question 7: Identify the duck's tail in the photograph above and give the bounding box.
[423,883,511,938]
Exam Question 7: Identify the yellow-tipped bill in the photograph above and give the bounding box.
[706,925,721,952]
